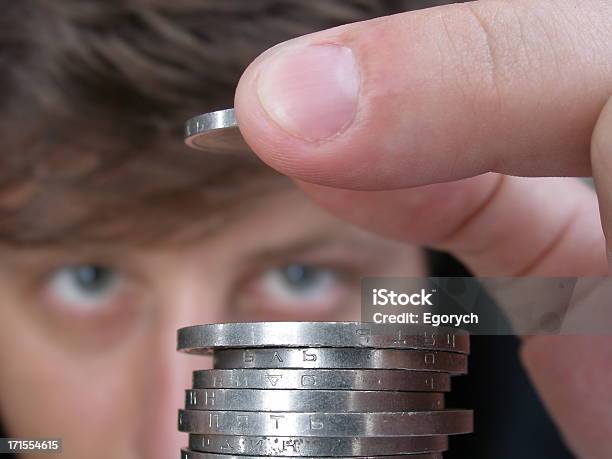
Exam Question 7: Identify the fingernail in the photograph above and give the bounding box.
[256,44,360,141]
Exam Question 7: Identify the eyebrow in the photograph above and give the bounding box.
[241,232,389,267]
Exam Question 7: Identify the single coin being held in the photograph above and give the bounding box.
[181,449,444,459]
[178,409,474,437]
[188,433,449,456]
[213,348,467,374]
[184,109,254,155]
[178,322,469,354]
[192,369,451,392]
[185,388,444,412]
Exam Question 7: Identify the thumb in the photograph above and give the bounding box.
[520,95,612,459]
[235,1,612,190]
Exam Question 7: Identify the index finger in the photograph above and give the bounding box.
[235,0,612,189]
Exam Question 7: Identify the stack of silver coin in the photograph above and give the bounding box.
[177,322,473,459]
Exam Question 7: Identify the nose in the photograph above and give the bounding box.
[133,271,224,459]
[130,255,229,458]
[135,324,214,459]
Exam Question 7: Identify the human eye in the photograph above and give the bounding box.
[32,262,149,349]
[44,265,124,314]
[260,264,339,303]
[230,262,360,320]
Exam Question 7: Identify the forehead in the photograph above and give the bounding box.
[0,134,290,246]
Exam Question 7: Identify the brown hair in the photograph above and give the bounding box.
[0,0,452,246]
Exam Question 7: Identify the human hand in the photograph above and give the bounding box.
[234,1,612,457]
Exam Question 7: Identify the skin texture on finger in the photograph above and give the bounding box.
[520,96,612,459]
[236,0,612,189]
[298,175,608,276]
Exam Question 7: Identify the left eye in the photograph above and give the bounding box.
[260,264,337,301]
[45,265,123,312]
[237,263,350,317]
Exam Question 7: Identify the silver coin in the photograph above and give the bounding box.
[181,449,443,459]
[185,389,444,412]
[188,434,448,456]
[184,109,252,155]
[178,322,469,354]
[178,409,473,437]
[213,348,467,374]
[192,369,451,392]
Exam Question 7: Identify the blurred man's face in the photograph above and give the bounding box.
[0,187,424,459]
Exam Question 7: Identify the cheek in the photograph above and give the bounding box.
[0,294,148,457]
[336,245,426,321]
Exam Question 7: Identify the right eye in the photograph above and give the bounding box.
[43,264,126,314]
[28,261,151,350]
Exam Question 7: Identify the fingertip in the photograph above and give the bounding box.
[235,38,365,187]
[591,96,612,168]
[235,47,311,181]
[590,95,612,267]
